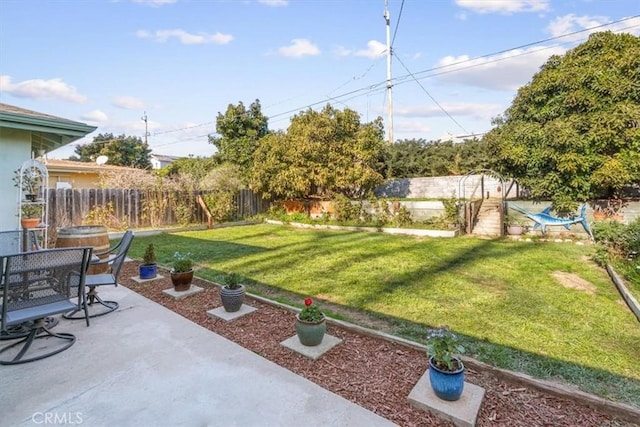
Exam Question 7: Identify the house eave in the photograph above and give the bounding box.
[0,107,97,152]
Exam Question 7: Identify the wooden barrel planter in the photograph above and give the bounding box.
[56,225,110,274]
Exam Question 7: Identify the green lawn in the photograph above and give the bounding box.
[127,223,640,407]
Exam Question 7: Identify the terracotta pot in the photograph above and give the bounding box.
[20,218,41,229]
[171,270,193,291]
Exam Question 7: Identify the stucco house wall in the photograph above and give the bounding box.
[0,128,35,229]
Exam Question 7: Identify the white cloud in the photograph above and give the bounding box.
[277,39,320,57]
[334,46,352,57]
[132,0,177,6]
[0,75,87,103]
[434,44,566,91]
[334,40,386,59]
[136,29,233,44]
[258,0,288,6]
[547,14,640,40]
[81,110,108,122]
[113,96,145,110]
[394,120,431,135]
[455,0,550,14]
[354,40,386,58]
[394,102,503,121]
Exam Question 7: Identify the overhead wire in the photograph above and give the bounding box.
[267,16,639,122]
[394,53,468,134]
[391,0,405,48]
[68,14,640,151]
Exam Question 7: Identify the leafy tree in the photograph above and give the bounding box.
[484,31,640,212]
[208,99,268,181]
[382,138,489,178]
[251,104,386,200]
[73,133,152,169]
[201,163,244,222]
[160,156,221,189]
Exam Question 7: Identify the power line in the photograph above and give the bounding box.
[269,16,639,121]
[67,15,640,151]
[391,0,405,48]
[394,54,468,134]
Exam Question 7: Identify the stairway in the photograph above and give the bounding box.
[471,199,503,236]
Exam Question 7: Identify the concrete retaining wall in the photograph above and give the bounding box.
[374,175,517,200]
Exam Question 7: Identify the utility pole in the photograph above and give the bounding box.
[384,0,394,144]
[141,111,149,145]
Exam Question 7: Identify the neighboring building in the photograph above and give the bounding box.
[40,159,141,189]
[0,103,96,230]
[149,154,181,169]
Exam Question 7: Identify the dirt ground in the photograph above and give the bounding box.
[120,262,637,427]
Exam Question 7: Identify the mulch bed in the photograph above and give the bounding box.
[120,261,636,427]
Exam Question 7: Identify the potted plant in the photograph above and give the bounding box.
[219,272,245,312]
[426,327,466,401]
[170,251,193,291]
[505,216,528,236]
[20,204,43,229]
[139,243,158,280]
[13,167,44,201]
[295,298,326,346]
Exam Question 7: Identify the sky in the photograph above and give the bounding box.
[1,0,639,160]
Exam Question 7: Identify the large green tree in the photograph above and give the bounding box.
[382,138,489,178]
[251,104,386,199]
[485,31,640,212]
[72,133,152,169]
[208,99,268,181]
[159,156,222,191]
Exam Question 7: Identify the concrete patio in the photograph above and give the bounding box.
[0,285,396,426]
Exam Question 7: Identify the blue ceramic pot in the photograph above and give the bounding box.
[139,264,157,280]
[428,356,464,401]
[295,314,326,346]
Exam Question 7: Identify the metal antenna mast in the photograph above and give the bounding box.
[141,111,149,145]
[384,0,394,144]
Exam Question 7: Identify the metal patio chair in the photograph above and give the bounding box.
[1,230,48,341]
[0,247,93,365]
[64,230,134,320]
[0,229,41,255]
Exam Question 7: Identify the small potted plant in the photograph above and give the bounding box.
[170,251,194,291]
[20,204,43,229]
[13,167,44,202]
[219,272,245,312]
[505,215,528,236]
[426,326,466,401]
[139,243,158,280]
[295,298,326,346]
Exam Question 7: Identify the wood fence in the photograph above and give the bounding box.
[45,188,269,231]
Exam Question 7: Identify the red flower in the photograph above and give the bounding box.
[304,298,313,306]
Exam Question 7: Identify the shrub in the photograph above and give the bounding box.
[392,205,413,227]
[592,219,635,258]
[332,194,360,222]
[142,244,156,265]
